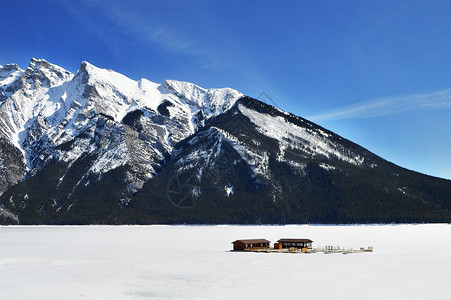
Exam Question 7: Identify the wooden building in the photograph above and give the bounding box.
[276,238,313,249]
[232,239,271,251]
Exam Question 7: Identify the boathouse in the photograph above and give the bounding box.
[232,239,271,251]
[276,238,313,249]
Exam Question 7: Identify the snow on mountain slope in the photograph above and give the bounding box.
[0,63,24,101]
[163,80,243,124]
[60,62,242,134]
[0,58,73,152]
[238,104,365,166]
[174,126,268,179]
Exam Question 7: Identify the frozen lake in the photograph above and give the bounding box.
[1,224,450,299]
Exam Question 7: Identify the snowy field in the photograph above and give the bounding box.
[1,224,450,299]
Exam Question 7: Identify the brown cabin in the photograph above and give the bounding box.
[277,238,313,249]
[232,239,271,251]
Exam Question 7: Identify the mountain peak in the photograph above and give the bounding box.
[78,60,97,74]
[27,58,72,79]
[0,64,24,102]
[76,60,137,89]
[24,58,73,88]
[28,57,53,71]
[1,63,21,72]
[0,64,23,82]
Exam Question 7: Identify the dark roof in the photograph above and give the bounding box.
[232,239,270,244]
[277,238,313,243]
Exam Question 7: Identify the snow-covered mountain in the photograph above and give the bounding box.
[0,59,450,224]
[0,58,242,196]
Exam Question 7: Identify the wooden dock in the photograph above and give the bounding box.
[239,246,373,254]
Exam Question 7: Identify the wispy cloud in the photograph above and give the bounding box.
[59,0,273,92]
[100,5,198,53]
[63,1,232,71]
[308,89,451,121]
[59,1,204,62]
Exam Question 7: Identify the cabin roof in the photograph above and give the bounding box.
[232,239,270,244]
[277,238,313,243]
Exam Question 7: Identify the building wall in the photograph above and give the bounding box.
[280,242,312,249]
[233,242,270,251]
[247,243,269,250]
[233,242,245,251]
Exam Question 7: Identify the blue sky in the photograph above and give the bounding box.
[1,0,451,179]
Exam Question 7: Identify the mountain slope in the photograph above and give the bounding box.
[0,59,450,224]
[128,97,451,224]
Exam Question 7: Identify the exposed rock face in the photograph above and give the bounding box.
[0,137,26,195]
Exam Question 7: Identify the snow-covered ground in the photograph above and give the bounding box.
[0,224,450,299]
